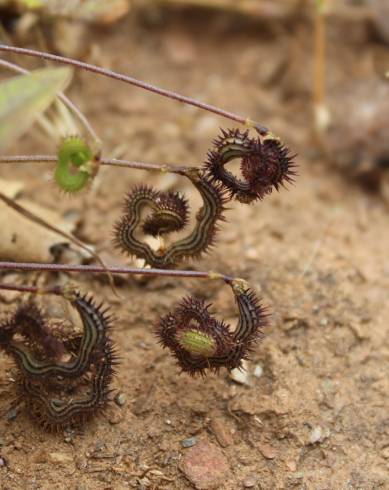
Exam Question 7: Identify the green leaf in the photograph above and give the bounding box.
[0,67,72,151]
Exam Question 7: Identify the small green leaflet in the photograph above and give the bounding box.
[0,66,72,151]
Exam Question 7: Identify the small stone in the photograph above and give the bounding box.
[180,440,230,489]
[105,405,123,425]
[48,452,73,465]
[309,426,323,444]
[181,437,197,448]
[209,418,233,448]
[229,361,251,386]
[253,365,263,378]
[0,456,7,467]
[308,426,330,445]
[243,475,257,488]
[258,443,277,460]
[114,392,126,407]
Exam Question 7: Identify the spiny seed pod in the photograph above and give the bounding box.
[113,170,227,268]
[54,136,99,193]
[155,280,268,376]
[142,190,189,237]
[205,128,296,203]
[0,292,117,431]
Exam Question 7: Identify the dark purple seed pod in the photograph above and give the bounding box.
[155,280,268,376]
[142,190,189,237]
[113,172,227,269]
[205,128,297,203]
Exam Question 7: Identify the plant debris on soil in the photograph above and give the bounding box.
[0,5,388,490]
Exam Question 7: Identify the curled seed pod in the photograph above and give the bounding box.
[205,128,296,203]
[155,279,268,376]
[142,190,189,237]
[114,169,227,268]
[54,136,98,193]
[3,292,113,380]
[0,292,117,431]
[22,339,116,431]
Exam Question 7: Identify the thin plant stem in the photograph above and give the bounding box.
[0,261,234,283]
[0,155,193,175]
[0,44,268,135]
[0,58,100,145]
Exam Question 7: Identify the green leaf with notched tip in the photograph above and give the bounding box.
[0,67,72,151]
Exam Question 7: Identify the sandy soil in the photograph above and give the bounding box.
[0,7,388,490]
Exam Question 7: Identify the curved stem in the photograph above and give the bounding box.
[0,58,100,145]
[0,261,234,283]
[0,44,268,135]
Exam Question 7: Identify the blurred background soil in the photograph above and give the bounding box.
[0,1,388,489]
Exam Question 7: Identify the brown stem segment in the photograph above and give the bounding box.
[0,44,268,134]
[0,155,191,175]
[0,261,235,283]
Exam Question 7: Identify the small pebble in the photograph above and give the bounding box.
[308,426,330,445]
[0,456,7,467]
[258,443,277,460]
[309,426,323,444]
[181,437,197,448]
[180,440,230,489]
[253,365,263,378]
[243,475,257,488]
[229,365,251,386]
[114,392,127,407]
[107,406,123,425]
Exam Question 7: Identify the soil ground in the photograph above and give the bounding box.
[0,6,388,490]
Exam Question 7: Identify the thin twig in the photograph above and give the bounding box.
[0,261,234,283]
[0,44,268,134]
[0,154,193,175]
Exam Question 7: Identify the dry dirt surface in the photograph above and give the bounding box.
[0,7,388,490]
